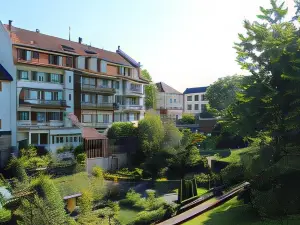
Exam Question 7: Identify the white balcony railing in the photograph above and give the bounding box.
[119,105,144,110]
[17,120,64,127]
[125,88,143,95]
[82,122,112,128]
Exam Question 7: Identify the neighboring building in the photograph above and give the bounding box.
[183,86,209,118]
[2,21,148,153]
[156,82,183,121]
[0,21,17,167]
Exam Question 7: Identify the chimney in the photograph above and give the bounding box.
[79,37,82,44]
[118,46,120,50]
[8,20,12,32]
[36,29,40,33]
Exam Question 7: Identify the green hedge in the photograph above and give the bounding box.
[200,149,231,157]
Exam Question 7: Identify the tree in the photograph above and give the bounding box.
[180,113,195,124]
[141,69,157,110]
[206,75,244,113]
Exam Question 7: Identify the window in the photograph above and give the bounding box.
[18,49,26,60]
[187,96,192,101]
[37,72,44,82]
[48,112,60,120]
[103,114,110,123]
[174,99,176,103]
[19,112,29,120]
[83,115,92,123]
[115,81,119,89]
[85,57,89,69]
[60,137,64,143]
[0,82,2,92]
[102,80,108,87]
[187,104,192,110]
[66,137,69,143]
[18,70,29,80]
[69,94,71,101]
[29,90,38,99]
[201,94,207,101]
[195,95,199,101]
[52,92,63,100]
[37,112,46,122]
[195,104,199,110]
[40,133,48,145]
[50,74,60,83]
[70,137,73,142]
[49,55,59,65]
[56,136,59,144]
[66,57,73,67]
[32,51,39,59]
[170,99,172,103]
[69,76,71,83]
[74,137,78,142]
[31,133,38,145]
[102,95,109,103]
[201,104,207,112]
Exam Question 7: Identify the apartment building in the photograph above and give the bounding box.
[3,21,147,153]
[156,82,183,121]
[183,86,209,118]
[0,21,17,166]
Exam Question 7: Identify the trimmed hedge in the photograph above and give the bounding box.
[200,149,231,157]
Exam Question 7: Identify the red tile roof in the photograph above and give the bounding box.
[5,25,132,67]
[82,127,108,140]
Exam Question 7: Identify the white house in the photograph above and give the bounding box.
[0,20,17,166]
[183,86,209,117]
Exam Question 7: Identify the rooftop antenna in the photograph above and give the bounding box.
[69,26,71,41]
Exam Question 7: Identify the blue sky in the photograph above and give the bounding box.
[0,0,296,92]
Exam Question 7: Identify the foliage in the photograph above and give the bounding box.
[206,75,244,113]
[92,166,104,179]
[16,175,69,225]
[0,209,11,223]
[7,157,28,184]
[129,207,166,225]
[78,189,93,215]
[74,144,84,157]
[178,178,198,203]
[107,122,137,140]
[141,69,157,110]
[76,153,86,165]
[56,145,73,154]
[163,121,182,148]
[119,189,142,208]
[137,112,164,158]
[180,113,195,124]
[221,163,245,186]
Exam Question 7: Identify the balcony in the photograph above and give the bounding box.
[124,88,144,96]
[82,84,116,95]
[81,102,114,110]
[82,122,112,128]
[118,105,144,111]
[20,99,67,107]
[17,120,64,128]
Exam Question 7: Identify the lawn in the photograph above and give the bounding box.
[118,206,140,225]
[183,197,300,225]
[218,147,257,164]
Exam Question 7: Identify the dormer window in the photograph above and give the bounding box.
[85,50,97,54]
[61,45,75,52]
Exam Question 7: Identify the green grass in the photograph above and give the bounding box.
[118,207,140,225]
[183,197,300,225]
[218,147,257,163]
[173,188,208,197]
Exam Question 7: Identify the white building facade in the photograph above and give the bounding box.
[183,87,209,117]
[156,82,183,121]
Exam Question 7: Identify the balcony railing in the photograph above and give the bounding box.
[82,122,112,128]
[119,105,144,110]
[82,84,116,94]
[17,120,64,127]
[125,88,143,95]
[81,102,114,110]
[20,99,67,107]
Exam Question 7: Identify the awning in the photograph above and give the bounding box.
[0,63,13,81]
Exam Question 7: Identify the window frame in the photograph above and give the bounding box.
[194,104,199,110]
[187,104,192,110]
[195,95,199,101]
[32,51,39,59]
[187,96,192,101]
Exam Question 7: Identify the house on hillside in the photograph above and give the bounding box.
[156,82,183,121]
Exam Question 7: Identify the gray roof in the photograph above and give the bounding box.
[156,82,182,94]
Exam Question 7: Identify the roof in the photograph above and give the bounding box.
[0,63,13,81]
[82,127,108,140]
[4,25,133,67]
[183,86,208,94]
[156,82,182,94]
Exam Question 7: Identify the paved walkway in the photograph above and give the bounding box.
[157,182,249,225]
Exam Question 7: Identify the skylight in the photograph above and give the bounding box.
[61,45,75,52]
[85,49,97,54]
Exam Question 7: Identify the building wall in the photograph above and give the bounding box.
[0,22,17,148]
[156,92,183,109]
[184,92,209,115]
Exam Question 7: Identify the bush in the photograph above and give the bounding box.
[0,209,11,223]
[179,113,195,124]
[107,122,137,139]
[78,190,93,215]
[76,153,86,165]
[74,144,84,157]
[119,189,141,207]
[129,207,166,225]
[56,145,73,154]
[92,166,104,178]
[221,163,245,186]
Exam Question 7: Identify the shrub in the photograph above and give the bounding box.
[179,113,195,124]
[56,145,73,154]
[0,209,11,223]
[119,189,141,207]
[107,122,137,139]
[76,153,86,165]
[78,190,93,215]
[74,144,84,157]
[7,157,28,184]
[92,166,104,178]
[129,207,166,225]
[221,163,245,186]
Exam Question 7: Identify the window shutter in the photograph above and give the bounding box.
[109,114,112,123]
[26,51,32,61]
[101,61,107,73]
[59,56,63,66]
